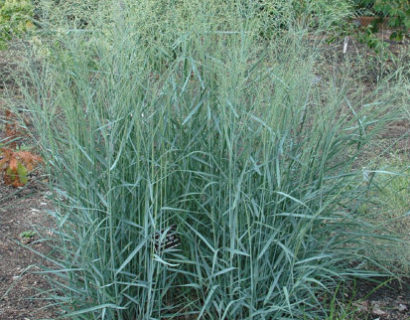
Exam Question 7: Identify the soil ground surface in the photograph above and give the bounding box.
[0,184,56,320]
[0,31,409,319]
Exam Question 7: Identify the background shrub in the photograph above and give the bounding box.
[354,0,409,40]
[0,0,33,49]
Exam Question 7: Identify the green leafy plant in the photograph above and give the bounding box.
[19,230,37,244]
[20,230,36,239]
[373,0,409,40]
[354,0,409,41]
[0,0,34,49]
[356,26,389,52]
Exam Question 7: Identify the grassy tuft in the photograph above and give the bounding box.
[363,154,410,274]
[13,0,408,319]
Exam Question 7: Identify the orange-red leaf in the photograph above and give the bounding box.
[0,146,43,187]
[9,157,18,171]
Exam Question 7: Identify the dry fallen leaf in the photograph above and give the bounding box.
[372,308,387,316]
[353,301,369,312]
[371,302,387,316]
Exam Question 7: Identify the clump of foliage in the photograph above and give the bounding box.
[19,0,407,319]
[0,0,34,49]
[19,230,37,244]
[354,0,409,41]
[0,147,42,187]
[20,229,36,238]
[0,110,42,187]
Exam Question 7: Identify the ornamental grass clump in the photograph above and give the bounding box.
[17,0,406,319]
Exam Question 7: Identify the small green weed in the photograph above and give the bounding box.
[19,230,37,245]
[20,230,36,239]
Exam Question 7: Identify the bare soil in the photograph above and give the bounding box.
[349,278,410,320]
[0,184,57,320]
